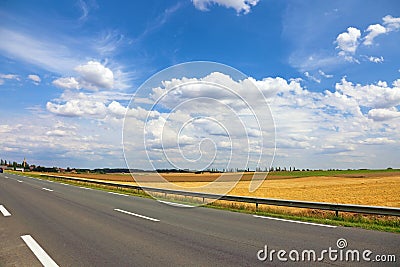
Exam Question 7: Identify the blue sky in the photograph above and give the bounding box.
[0,0,399,170]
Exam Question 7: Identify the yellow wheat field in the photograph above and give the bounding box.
[45,171,400,207]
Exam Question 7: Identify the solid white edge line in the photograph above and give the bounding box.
[0,205,11,217]
[157,200,195,208]
[253,215,337,228]
[42,188,53,192]
[108,192,129,197]
[114,208,160,222]
[21,235,59,267]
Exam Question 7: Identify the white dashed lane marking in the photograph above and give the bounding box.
[42,188,54,192]
[21,235,59,267]
[114,208,160,222]
[0,205,11,217]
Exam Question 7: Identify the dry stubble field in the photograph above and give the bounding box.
[46,171,400,207]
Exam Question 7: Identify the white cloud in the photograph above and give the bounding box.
[304,71,321,83]
[361,137,396,145]
[75,61,114,89]
[28,74,41,85]
[336,27,361,56]
[287,13,398,75]
[318,70,333,78]
[46,129,69,137]
[192,0,259,14]
[124,71,276,171]
[362,15,400,46]
[53,77,81,90]
[0,115,125,168]
[368,108,400,121]
[123,72,400,170]
[0,73,19,80]
[46,89,133,119]
[108,101,127,118]
[0,73,20,85]
[363,24,387,46]
[0,28,81,73]
[95,30,125,56]
[5,69,400,169]
[77,0,89,22]
[46,100,107,117]
[365,55,384,63]
[335,78,400,109]
[52,61,116,91]
[382,15,400,32]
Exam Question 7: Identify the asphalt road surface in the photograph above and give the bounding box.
[0,172,399,266]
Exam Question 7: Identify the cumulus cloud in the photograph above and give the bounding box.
[44,70,400,169]
[335,78,400,109]
[0,114,124,168]
[192,0,259,14]
[362,15,400,46]
[363,24,387,46]
[382,15,400,32]
[108,101,127,118]
[336,27,361,57]
[124,71,276,171]
[46,100,107,117]
[28,74,41,85]
[53,77,81,89]
[46,89,133,119]
[393,79,400,87]
[368,108,400,121]
[74,61,114,89]
[52,61,115,91]
[332,15,399,64]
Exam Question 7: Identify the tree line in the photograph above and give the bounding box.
[0,159,30,169]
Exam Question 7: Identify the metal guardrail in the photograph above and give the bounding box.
[40,174,400,217]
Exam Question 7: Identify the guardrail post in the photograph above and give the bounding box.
[256,202,259,212]
[335,210,339,217]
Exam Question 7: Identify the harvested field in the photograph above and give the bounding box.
[36,170,400,207]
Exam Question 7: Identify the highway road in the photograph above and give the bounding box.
[0,172,399,266]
